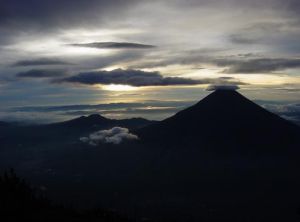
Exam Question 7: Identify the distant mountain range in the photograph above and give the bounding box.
[0,114,155,143]
[51,114,155,129]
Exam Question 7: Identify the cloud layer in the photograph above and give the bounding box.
[13,58,71,67]
[206,84,240,91]
[17,69,66,78]
[58,68,246,87]
[0,0,139,31]
[61,69,205,86]
[70,42,155,49]
[219,58,300,74]
[80,127,138,145]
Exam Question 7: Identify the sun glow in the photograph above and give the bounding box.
[101,84,138,91]
[8,36,114,57]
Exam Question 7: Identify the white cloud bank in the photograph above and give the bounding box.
[80,127,138,145]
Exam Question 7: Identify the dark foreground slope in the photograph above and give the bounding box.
[0,170,131,222]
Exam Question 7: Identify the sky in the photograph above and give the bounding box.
[0,0,299,123]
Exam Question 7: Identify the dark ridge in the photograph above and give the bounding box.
[0,170,131,222]
[50,114,110,128]
[49,114,155,129]
[0,121,10,127]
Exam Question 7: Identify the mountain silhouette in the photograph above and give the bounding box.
[51,113,155,130]
[0,114,155,148]
[138,89,300,154]
[52,114,111,127]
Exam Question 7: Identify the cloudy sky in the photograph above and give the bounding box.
[0,0,299,122]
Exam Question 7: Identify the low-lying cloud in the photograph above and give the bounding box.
[70,42,155,49]
[206,84,240,91]
[13,58,71,67]
[80,127,139,145]
[259,102,300,125]
[130,48,300,74]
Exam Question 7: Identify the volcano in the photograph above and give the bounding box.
[130,90,300,220]
[137,89,300,154]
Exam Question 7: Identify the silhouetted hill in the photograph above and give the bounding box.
[138,90,300,154]
[0,121,9,126]
[0,170,131,222]
[0,121,10,129]
[51,114,155,130]
[0,114,155,146]
[52,114,110,127]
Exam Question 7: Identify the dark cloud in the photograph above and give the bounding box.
[281,0,300,17]
[131,49,226,69]
[131,48,300,74]
[16,69,67,78]
[13,58,71,67]
[218,58,300,73]
[1,0,299,47]
[230,34,259,45]
[206,84,240,91]
[228,21,300,55]
[0,2,190,44]
[0,0,139,29]
[70,42,156,49]
[0,0,144,46]
[58,69,246,87]
[229,22,285,45]
[236,53,260,58]
[218,77,235,80]
[59,69,211,87]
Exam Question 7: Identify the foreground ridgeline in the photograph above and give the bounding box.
[0,170,131,222]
